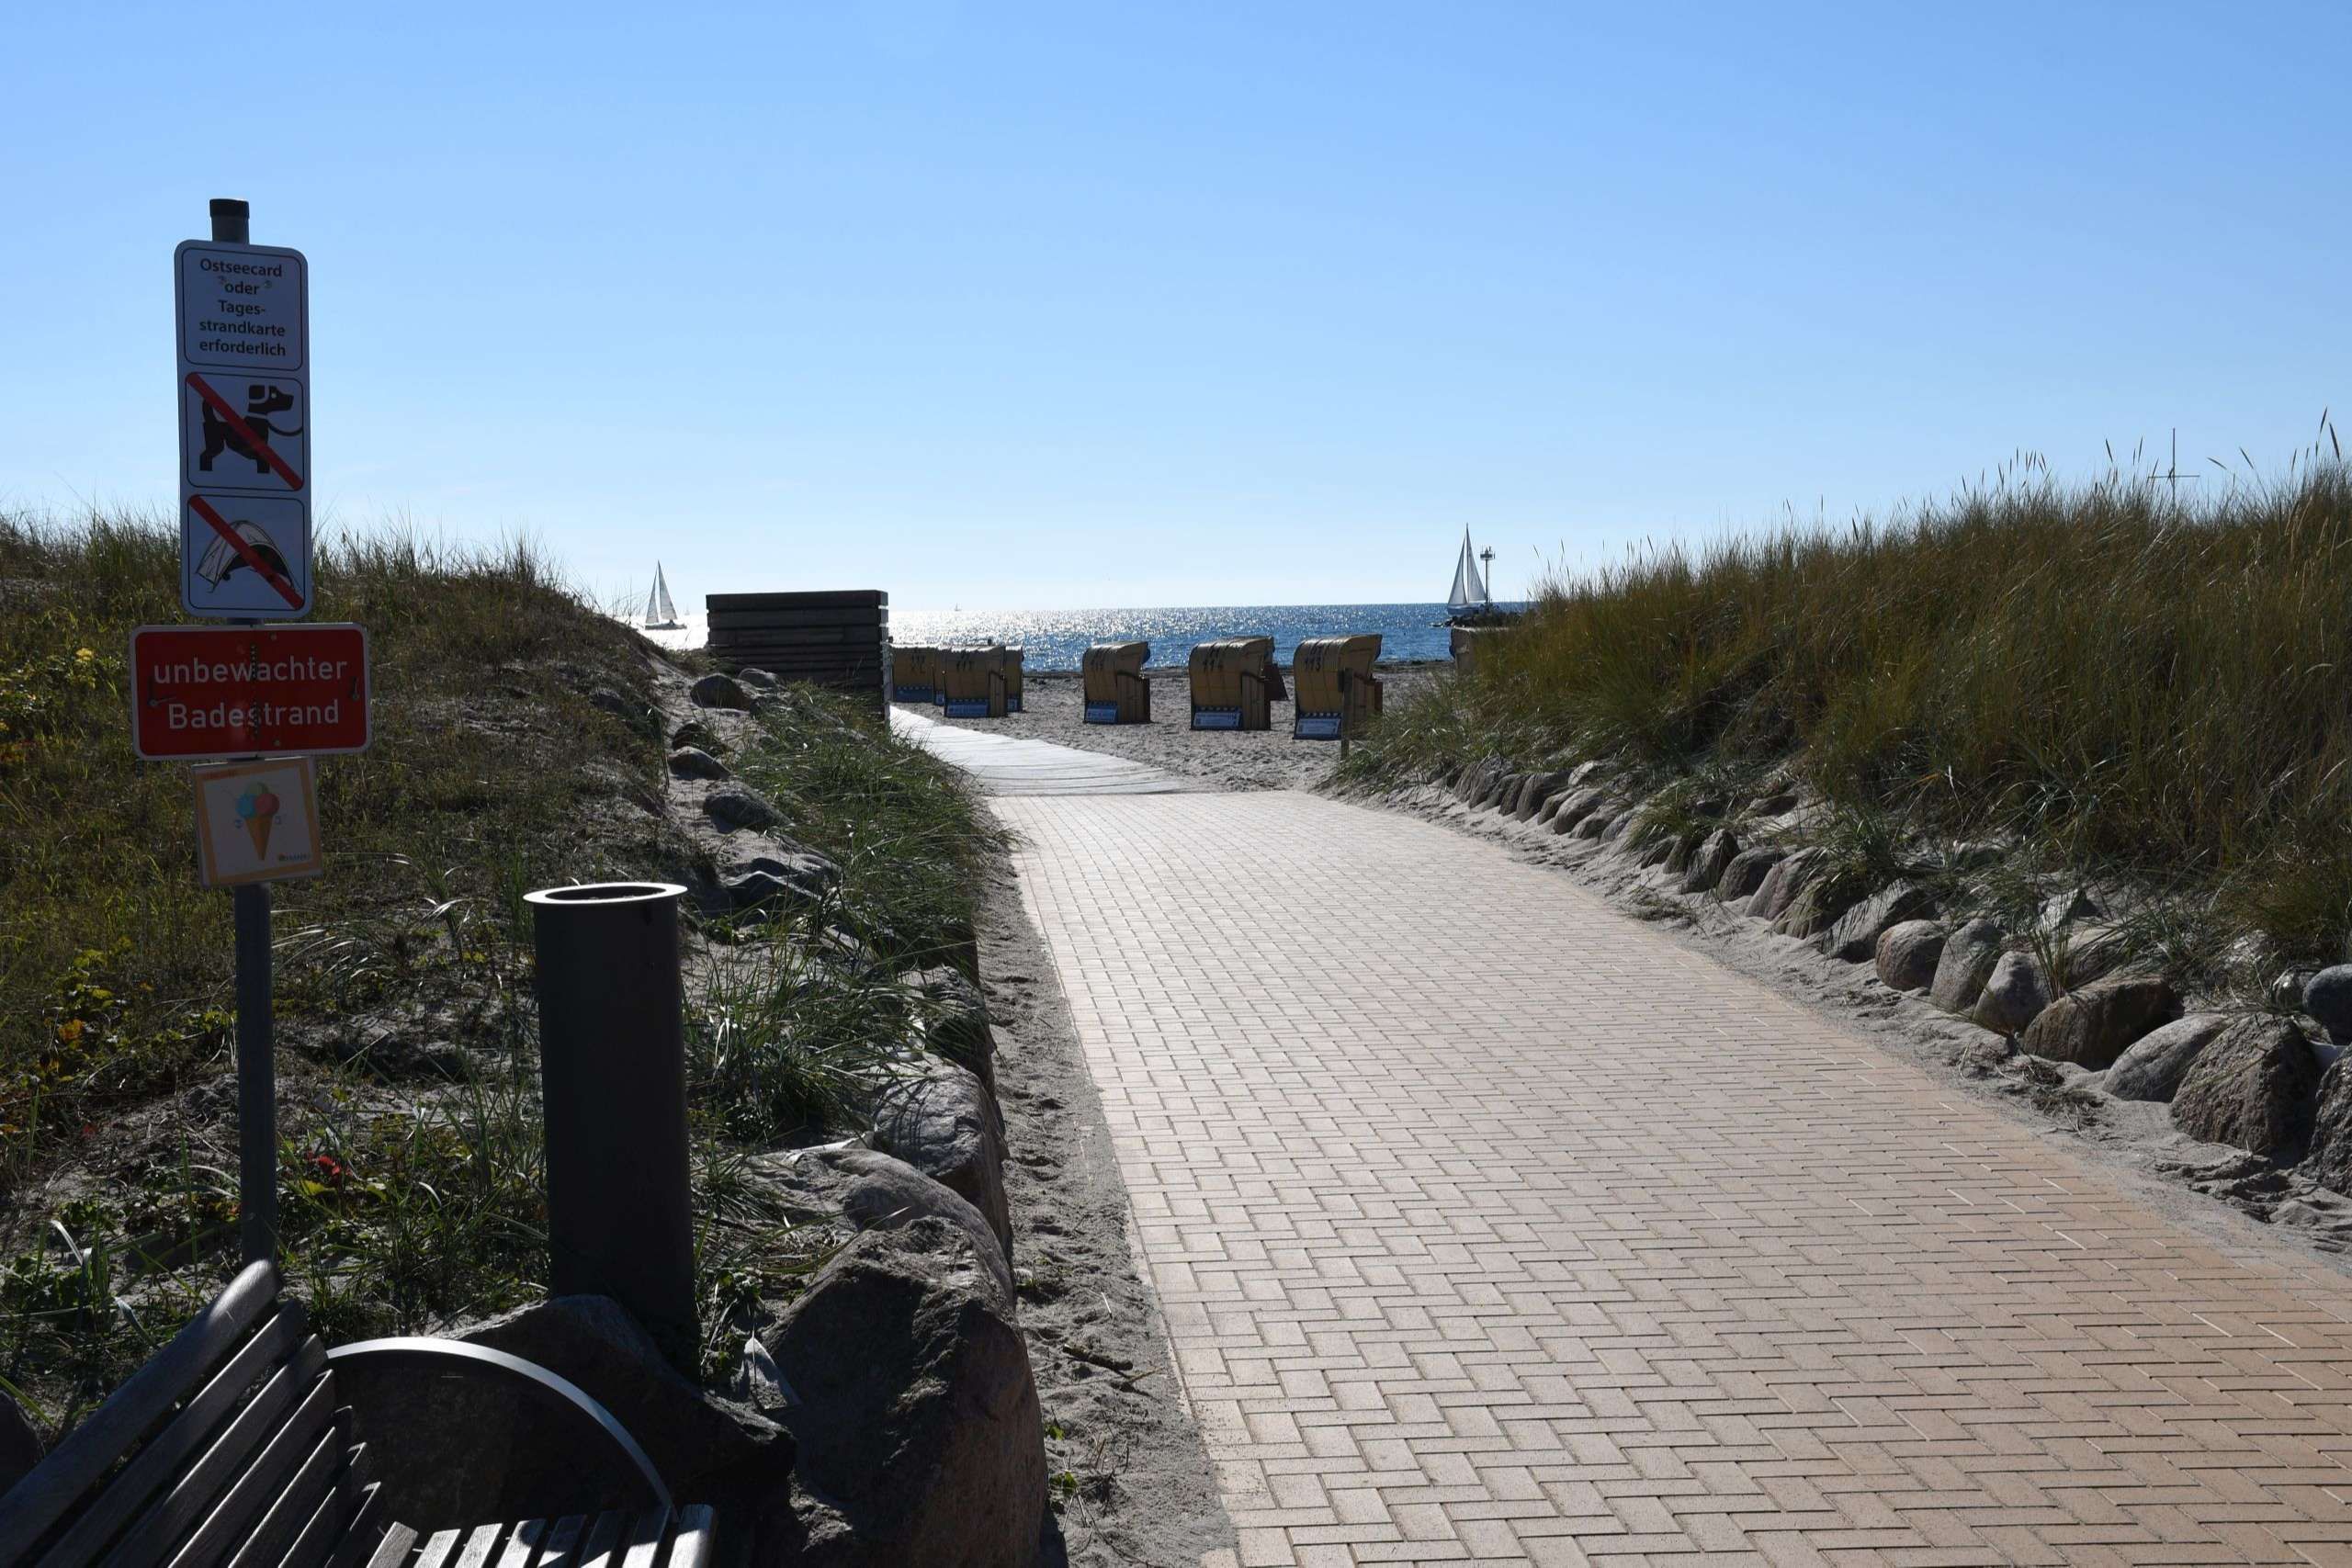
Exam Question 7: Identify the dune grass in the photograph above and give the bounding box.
[0,511,996,1423]
[0,510,666,1189]
[1347,448,2352,970]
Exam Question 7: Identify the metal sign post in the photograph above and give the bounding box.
[208,200,282,1264]
[161,198,353,1263]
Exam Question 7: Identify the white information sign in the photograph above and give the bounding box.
[175,241,311,620]
[192,757,324,886]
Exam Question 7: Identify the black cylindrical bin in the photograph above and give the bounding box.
[526,881,695,1370]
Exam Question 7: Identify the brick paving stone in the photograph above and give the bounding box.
[993,791,2352,1566]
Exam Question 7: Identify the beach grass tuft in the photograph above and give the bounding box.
[1348,446,2352,969]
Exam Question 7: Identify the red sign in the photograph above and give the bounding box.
[130,624,371,761]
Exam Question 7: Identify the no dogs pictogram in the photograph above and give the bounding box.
[185,372,307,492]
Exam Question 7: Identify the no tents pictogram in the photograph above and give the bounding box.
[188,495,304,609]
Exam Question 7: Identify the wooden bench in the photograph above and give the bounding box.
[0,1261,718,1568]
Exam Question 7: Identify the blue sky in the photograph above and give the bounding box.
[7,2,2346,611]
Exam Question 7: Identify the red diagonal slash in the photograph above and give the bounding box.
[186,372,306,491]
[188,495,304,608]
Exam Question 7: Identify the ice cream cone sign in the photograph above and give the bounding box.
[195,759,322,887]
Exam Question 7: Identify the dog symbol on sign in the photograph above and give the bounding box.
[199,383,303,475]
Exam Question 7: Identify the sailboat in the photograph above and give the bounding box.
[1441,528,1516,626]
[642,563,683,630]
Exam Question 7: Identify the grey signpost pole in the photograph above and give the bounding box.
[209,196,278,1265]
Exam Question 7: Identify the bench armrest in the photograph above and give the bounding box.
[326,1338,671,1510]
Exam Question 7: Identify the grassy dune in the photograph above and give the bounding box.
[0,511,988,1423]
[1351,454,2352,972]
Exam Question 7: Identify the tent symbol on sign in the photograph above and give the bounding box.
[195,518,294,591]
[199,382,302,475]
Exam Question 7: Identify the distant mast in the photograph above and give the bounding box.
[644,563,682,629]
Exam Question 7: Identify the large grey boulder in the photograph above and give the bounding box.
[873,1064,1012,1263]
[1969,951,2051,1036]
[2105,1013,2233,1102]
[1453,759,1503,806]
[1817,882,1934,964]
[1772,874,1859,941]
[722,843,842,912]
[811,1147,1015,1303]
[2018,977,2182,1069]
[736,667,780,689]
[1514,770,1572,820]
[2057,922,2133,987]
[911,966,997,1100]
[2303,965,2352,1044]
[773,1218,1045,1568]
[336,1295,789,1530]
[1481,771,1524,810]
[1678,829,1739,894]
[668,745,731,781]
[1747,849,1822,921]
[1552,789,1609,841]
[1874,919,1947,993]
[691,672,757,711]
[2301,1060,2352,1195]
[707,787,784,832]
[1714,845,1784,903]
[2171,1017,2321,1159]
[1929,919,2006,1014]
[670,718,726,753]
[1572,809,1614,840]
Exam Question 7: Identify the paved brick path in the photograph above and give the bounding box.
[994,790,2352,1566]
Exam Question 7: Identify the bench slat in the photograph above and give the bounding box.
[98,1339,329,1568]
[613,1509,665,1568]
[566,1514,624,1568]
[1,1262,285,1556]
[155,1363,336,1568]
[447,1522,509,1568]
[407,1530,461,1568]
[662,1508,714,1568]
[271,1462,354,1568]
[39,1308,311,1568]
[221,1418,342,1568]
[529,1516,585,1568]
[488,1521,542,1568]
[355,1523,416,1568]
[324,1472,383,1568]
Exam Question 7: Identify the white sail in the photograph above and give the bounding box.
[1446,528,1486,612]
[644,564,681,627]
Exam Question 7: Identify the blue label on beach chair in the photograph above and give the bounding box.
[1007,696,1022,712]
[1192,708,1241,730]
[932,689,947,706]
[944,698,992,717]
[891,683,933,702]
[1084,701,1121,724]
[1295,711,1343,739]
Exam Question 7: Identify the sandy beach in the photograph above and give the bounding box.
[908,663,1441,791]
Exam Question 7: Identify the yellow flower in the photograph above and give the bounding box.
[75,648,95,661]
[55,1019,85,1043]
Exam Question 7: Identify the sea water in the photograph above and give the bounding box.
[893,604,1522,671]
[629,602,1522,670]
